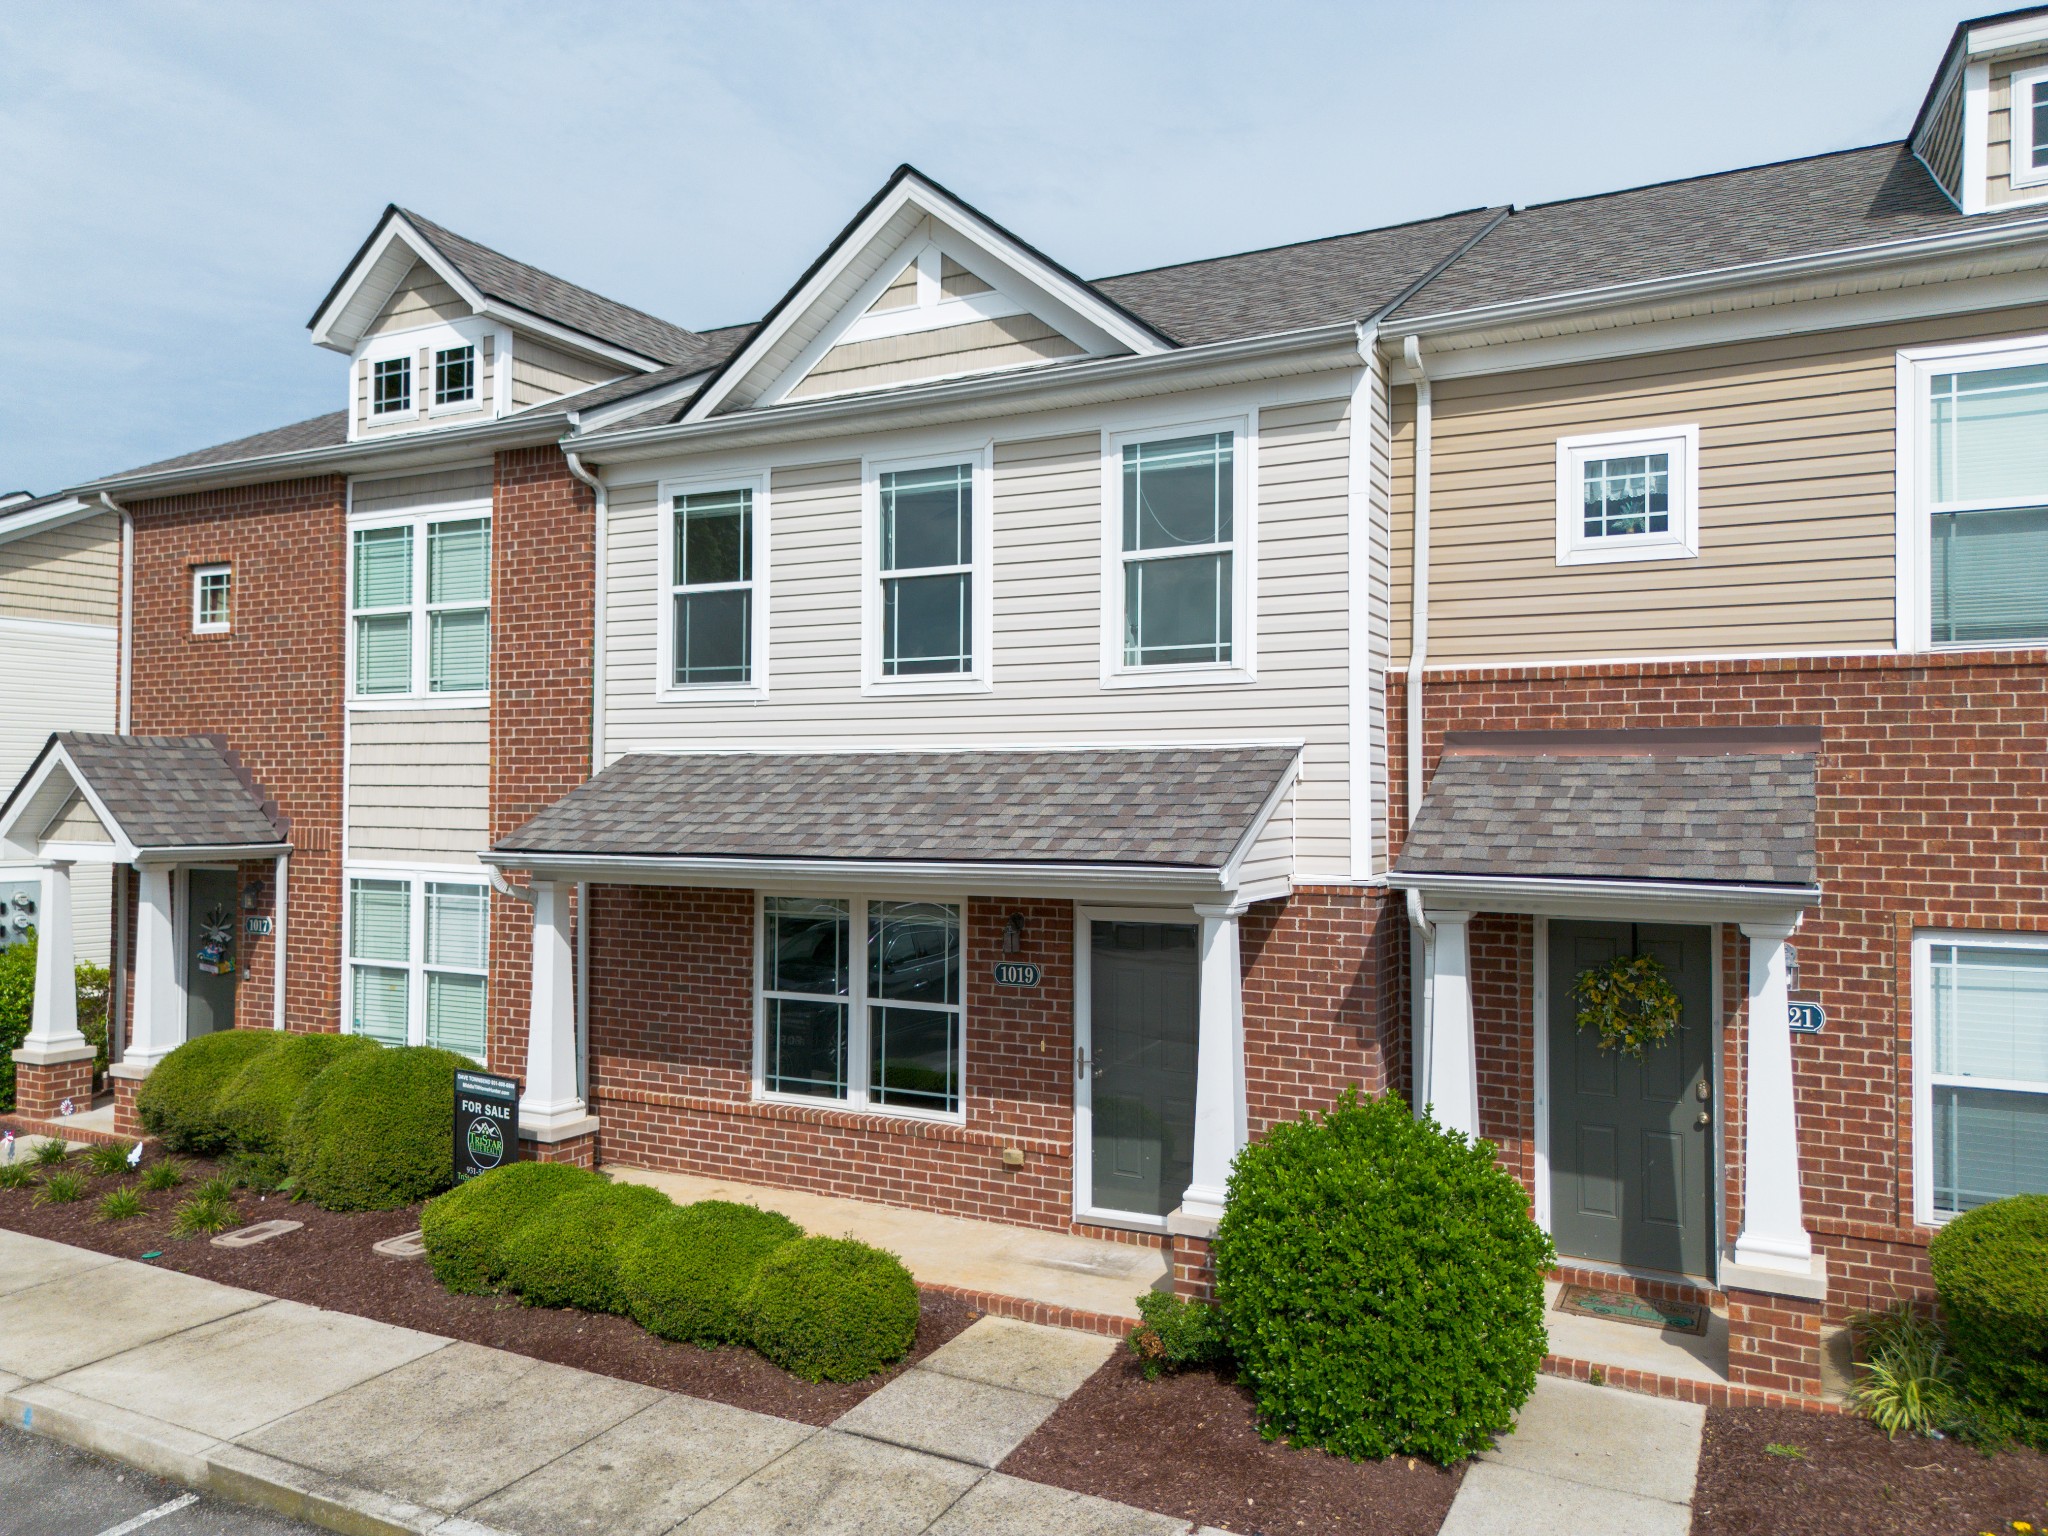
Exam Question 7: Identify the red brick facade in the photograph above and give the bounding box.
[12,1056,93,1120]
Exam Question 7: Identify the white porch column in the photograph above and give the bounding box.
[1733,918,1814,1276]
[1179,902,1249,1223]
[126,863,184,1070]
[21,861,87,1057]
[520,880,588,1135]
[1420,910,1479,1137]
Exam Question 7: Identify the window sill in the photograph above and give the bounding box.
[1555,540,1698,567]
[753,1089,968,1131]
[655,683,770,706]
[347,692,491,711]
[1099,664,1256,691]
[191,626,232,638]
[428,400,487,419]
[859,674,993,699]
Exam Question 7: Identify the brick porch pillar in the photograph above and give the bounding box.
[1727,1288,1824,1396]
[11,860,96,1123]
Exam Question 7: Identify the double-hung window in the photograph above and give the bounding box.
[347,873,489,1058]
[864,450,989,690]
[1553,425,1699,565]
[372,356,413,417]
[351,510,491,698]
[664,478,761,693]
[1106,423,1251,682]
[2011,65,2048,190]
[758,895,964,1118]
[434,345,477,408]
[1917,935,2048,1220]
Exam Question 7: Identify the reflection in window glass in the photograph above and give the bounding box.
[763,898,849,1099]
[879,466,972,676]
[1120,433,1233,668]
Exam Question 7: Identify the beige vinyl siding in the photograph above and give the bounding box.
[510,335,621,408]
[365,262,470,337]
[1988,50,2048,206]
[603,388,1360,877]
[1390,302,2048,664]
[868,265,919,313]
[346,708,490,865]
[42,792,110,843]
[0,512,119,626]
[351,464,493,517]
[787,315,1084,400]
[1916,69,1965,203]
[939,256,992,300]
[1363,357,1392,874]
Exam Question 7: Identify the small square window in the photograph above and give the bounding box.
[1554,426,1699,565]
[192,565,231,633]
[434,345,476,407]
[372,356,412,416]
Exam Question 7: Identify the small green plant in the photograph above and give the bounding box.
[1852,1305,1958,1439]
[0,1161,36,1190]
[1125,1289,1231,1380]
[138,1158,186,1192]
[223,1150,294,1195]
[95,1187,145,1222]
[1763,1442,1808,1460]
[169,1191,240,1238]
[30,1138,70,1167]
[33,1171,87,1205]
[192,1172,242,1204]
[83,1142,133,1177]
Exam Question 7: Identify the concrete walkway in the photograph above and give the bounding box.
[0,1228,1194,1536]
[1438,1375,1706,1536]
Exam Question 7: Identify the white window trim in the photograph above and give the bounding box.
[655,471,770,704]
[346,501,492,706]
[1553,424,1700,566]
[428,341,484,418]
[751,892,969,1126]
[191,563,231,634]
[341,864,491,1055]
[1895,333,2048,653]
[369,355,414,419]
[357,318,495,435]
[1100,414,1257,690]
[1910,926,2048,1227]
[2010,65,2048,190]
[860,444,994,697]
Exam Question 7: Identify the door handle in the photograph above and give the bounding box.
[1076,1046,1087,1080]
[1695,1110,1712,1130]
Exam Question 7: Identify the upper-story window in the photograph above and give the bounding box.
[372,356,413,416]
[1916,933,2048,1221]
[351,513,491,698]
[863,449,991,692]
[1553,425,1699,565]
[669,485,756,689]
[2012,65,2048,190]
[192,564,231,633]
[1923,353,2048,645]
[434,345,477,408]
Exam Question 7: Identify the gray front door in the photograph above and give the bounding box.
[1548,920,1714,1278]
[1088,921,1199,1219]
[185,870,239,1038]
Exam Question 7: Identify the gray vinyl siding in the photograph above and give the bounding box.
[0,513,119,626]
[510,335,621,408]
[365,262,470,337]
[601,386,1360,879]
[351,464,493,518]
[1915,68,1965,204]
[346,708,490,864]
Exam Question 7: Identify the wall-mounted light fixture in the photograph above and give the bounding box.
[1003,913,1026,955]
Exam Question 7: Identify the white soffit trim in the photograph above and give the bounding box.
[686,174,1173,422]
[0,744,139,864]
[311,215,488,354]
[0,497,99,545]
[569,371,713,433]
[1968,12,2048,56]
[1390,870,1818,925]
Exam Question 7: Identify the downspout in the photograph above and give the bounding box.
[100,493,132,1063]
[561,438,602,1106]
[1401,337,1434,1109]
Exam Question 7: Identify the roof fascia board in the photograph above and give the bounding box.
[0,497,99,546]
[1389,870,1819,924]
[134,841,291,861]
[1968,12,2048,55]
[1390,213,2048,344]
[570,372,714,433]
[583,323,1360,465]
[309,213,488,353]
[478,299,665,372]
[685,174,1172,423]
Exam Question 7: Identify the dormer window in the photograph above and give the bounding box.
[2013,66,2048,189]
[372,356,413,416]
[434,345,477,408]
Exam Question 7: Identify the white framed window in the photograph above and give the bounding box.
[371,356,413,417]
[349,509,491,700]
[1899,337,2048,649]
[2011,65,2048,190]
[345,869,490,1059]
[657,472,768,700]
[1913,930,2048,1224]
[433,344,478,410]
[192,564,231,633]
[1553,425,1700,565]
[1102,417,1255,687]
[756,894,965,1121]
[861,446,992,694]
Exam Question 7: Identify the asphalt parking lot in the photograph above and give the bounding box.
[0,1426,317,1536]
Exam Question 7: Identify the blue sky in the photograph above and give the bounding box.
[0,0,1970,493]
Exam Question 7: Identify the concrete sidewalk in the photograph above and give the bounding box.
[0,1229,1196,1536]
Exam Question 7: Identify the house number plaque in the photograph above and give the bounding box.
[992,962,1042,988]
[1787,1001,1825,1034]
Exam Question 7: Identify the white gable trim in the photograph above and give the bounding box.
[0,746,139,864]
[0,497,99,546]
[686,174,1172,422]
[312,216,488,354]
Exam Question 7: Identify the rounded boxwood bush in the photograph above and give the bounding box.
[498,1179,675,1314]
[1213,1087,1555,1465]
[283,1044,474,1211]
[420,1161,603,1295]
[742,1235,920,1382]
[620,1200,803,1345]
[1930,1193,2048,1425]
[136,1030,284,1153]
[215,1032,376,1157]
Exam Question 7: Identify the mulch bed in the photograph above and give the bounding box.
[0,1154,974,1426]
[1692,1405,2048,1536]
[1001,1350,1463,1536]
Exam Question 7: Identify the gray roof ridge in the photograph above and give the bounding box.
[1088,204,1506,285]
[1508,138,1909,216]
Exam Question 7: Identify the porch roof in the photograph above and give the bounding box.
[487,745,1300,901]
[0,732,290,864]
[1394,727,1819,890]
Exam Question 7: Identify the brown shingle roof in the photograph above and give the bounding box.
[36,733,288,851]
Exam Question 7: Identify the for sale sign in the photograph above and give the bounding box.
[453,1069,520,1183]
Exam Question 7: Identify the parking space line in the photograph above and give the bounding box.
[93,1493,199,1536]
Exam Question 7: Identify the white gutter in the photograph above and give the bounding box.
[560,440,604,1108]
[1389,871,1820,917]
[1401,334,1434,1108]
[481,848,1242,897]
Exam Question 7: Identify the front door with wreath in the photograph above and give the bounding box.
[1546,920,1715,1278]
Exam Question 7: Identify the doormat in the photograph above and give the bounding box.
[1555,1283,1708,1336]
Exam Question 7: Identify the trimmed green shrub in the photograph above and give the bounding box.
[1126,1289,1230,1380]
[621,1200,803,1345]
[1213,1088,1554,1465]
[421,1162,603,1294]
[216,1031,376,1157]
[76,960,110,1081]
[1930,1193,2048,1430]
[0,938,37,1113]
[742,1235,920,1382]
[284,1045,474,1211]
[136,1030,283,1153]
[498,1179,674,1313]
